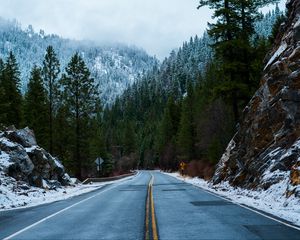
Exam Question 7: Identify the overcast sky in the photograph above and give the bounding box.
[0,0,286,59]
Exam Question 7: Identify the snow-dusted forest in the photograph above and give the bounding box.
[0,18,157,105]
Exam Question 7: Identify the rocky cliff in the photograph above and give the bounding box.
[213,0,300,197]
[0,126,71,190]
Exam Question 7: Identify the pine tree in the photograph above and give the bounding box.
[1,52,23,128]
[102,158,114,177]
[89,102,107,162]
[158,96,181,169]
[60,53,99,179]
[198,0,278,123]
[24,65,48,147]
[53,103,73,167]
[42,45,60,154]
[122,120,136,155]
[159,96,178,148]
[177,83,194,161]
[0,58,7,127]
[269,11,286,44]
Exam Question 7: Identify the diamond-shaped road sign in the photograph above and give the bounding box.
[95,157,104,166]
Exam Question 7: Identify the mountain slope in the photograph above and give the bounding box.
[0,18,157,105]
[213,0,300,198]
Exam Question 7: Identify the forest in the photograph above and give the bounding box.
[0,2,284,180]
[102,2,285,178]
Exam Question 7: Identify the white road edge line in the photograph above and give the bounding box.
[3,171,141,240]
[163,172,300,232]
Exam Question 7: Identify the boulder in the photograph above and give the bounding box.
[0,137,34,179]
[0,127,71,189]
[4,127,37,148]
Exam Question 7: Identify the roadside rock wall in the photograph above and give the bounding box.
[213,0,300,197]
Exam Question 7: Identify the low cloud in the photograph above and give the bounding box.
[0,0,285,59]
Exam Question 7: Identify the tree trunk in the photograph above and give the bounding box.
[75,86,81,179]
[49,79,53,154]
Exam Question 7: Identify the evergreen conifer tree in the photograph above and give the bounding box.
[0,58,7,126]
[198,0,278,122]
[42,45,60,154]
[123,120,136,155]
[24,65,48,147]
[60,53,99,179]
[1,52,23,128]
[177,83,194,161]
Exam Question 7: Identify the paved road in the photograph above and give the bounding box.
[152,172,300,240]
[0,171,300,240]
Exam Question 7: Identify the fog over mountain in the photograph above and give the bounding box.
[0,18,158,104]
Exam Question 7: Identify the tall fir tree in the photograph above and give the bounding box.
[177,83,195,161]
[0,58,7,126]
[60,53,99,179]
[158,96,180,170]
[53,103,73,167]
[1,52,23,128]
[198,0,278,122]
[122,120,136,155]
[24,65,48,147]
[42,45,60,154]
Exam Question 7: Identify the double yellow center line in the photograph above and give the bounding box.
[145,174,158,240]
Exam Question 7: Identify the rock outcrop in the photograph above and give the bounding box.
[0,127,71,189]
[213,0,300,197]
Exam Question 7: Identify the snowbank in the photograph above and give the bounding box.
[164,172,300,227]
[0,174,134,211]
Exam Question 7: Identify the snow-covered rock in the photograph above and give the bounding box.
[4,126,37,147]
[0,127,71,188]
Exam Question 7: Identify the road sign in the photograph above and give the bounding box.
[95,157,104,172]
[179,162,186,170]
[95,157,104,166]
[179,162,187,176]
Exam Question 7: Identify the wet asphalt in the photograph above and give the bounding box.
[0,171,299,240]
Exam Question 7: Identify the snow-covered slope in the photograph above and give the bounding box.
[0,18,158,105]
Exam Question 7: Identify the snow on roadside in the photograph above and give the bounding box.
[163,171,300,227]
[0,174,135,211]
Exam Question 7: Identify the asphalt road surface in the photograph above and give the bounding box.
[1,171,300,240]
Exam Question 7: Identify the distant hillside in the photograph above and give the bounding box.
[0,18,158,105]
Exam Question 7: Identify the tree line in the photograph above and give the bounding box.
[0,46,110,179]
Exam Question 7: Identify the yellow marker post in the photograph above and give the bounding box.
[179,162,186,175]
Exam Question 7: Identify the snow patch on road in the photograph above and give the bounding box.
[164,172,300,227]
